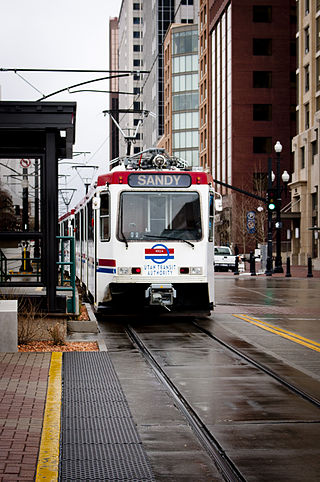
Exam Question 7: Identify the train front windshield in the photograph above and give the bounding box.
[119,192,201,241]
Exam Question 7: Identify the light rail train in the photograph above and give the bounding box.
[59,149,215,315]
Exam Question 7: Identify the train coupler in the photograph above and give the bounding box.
[145,283,176,311]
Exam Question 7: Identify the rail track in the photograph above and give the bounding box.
[121,317,320,481]
[126,323,245,482]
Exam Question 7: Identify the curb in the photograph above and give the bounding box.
[67,303,99,334]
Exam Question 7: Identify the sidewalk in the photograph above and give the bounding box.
[218,265,320,278]
[0,353,51,481]
[0,351,155,482]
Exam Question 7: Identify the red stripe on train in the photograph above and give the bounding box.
[98,259,116,267]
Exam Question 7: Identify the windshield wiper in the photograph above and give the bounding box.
[144,234,194,248]
[120,232,128,248]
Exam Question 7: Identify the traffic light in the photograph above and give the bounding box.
[267,190,276,211]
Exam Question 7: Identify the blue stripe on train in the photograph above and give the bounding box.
[97,267,116,274]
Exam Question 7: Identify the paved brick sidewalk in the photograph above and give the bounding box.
[0,353,50,482]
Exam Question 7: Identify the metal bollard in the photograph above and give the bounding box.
[307,256,313,278]
[285,257,292,277]
[234,255,239,276]
[250,251,256,276]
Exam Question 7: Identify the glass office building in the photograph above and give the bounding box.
[163,25,199,167]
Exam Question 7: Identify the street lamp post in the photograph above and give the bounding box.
[274,141,283,273]
[265,156,273,276]
[273,141,290,273]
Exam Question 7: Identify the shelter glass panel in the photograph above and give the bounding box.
[0,158,42,233]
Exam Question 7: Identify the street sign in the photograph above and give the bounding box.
[20,158,31,168]
[247,211,256,234]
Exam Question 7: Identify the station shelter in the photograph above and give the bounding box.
[0,101,77,313]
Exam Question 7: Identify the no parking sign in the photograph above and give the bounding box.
[20,158,31,168]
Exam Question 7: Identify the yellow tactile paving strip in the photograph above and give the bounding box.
[35,352,62,481]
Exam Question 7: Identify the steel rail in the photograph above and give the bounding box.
[126,324,245,482]
[193,321,320,409]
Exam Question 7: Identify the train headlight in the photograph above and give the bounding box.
[190,267,203,275]
[118,267,130,275]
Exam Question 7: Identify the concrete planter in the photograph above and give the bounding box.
[0,300,18,352]
[67,303,98,333]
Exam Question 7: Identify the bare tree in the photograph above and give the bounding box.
[0,182,18,232]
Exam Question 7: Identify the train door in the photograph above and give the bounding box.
[208,191,215,305]
[75,212,81,280]
[80,209,85,284]
[87,198,95,298]
[94,191,110,305]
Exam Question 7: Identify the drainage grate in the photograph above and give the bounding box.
[59,352,155,481]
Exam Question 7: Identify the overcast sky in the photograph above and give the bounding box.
[0,0,121,208]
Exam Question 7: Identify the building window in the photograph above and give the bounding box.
[305,64,310,92]
[253,137,272,153]
[301,146,305,168]
[311,191,318,211]
[305,103,310,129]
[305,0,309,15]
[172,54,198,74]
[173,73,198,92]
[253,38,272,56]
[133,3,141,9]
[172,92,199,111]
[133,74,140,81]
[134,87,140,95]
[317,17,320,52]
[290,5,297,24]
[133,45,142,52]
[133,31,141,38]
[253,104,272,121]
[181,0,194,4]
[173,111,199,129]
[253,71,272,88]
[312,139,318,164]
[133,101,141,110]
[173,30,198,55]
[133,59,141,67]
[133,17,141,24]
[317,58,320,91]
[253,5,272,22]
[305,26,310,53]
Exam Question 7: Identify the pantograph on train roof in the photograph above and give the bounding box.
[109,148,189,171]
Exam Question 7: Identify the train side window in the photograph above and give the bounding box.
[87,200,94,241]
[100,193,110,241]
[75,213,80,241]
[80,210,84,241]
[209,194,214,242]
[63,221,68,236]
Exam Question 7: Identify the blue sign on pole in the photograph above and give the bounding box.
[246,211,256,234]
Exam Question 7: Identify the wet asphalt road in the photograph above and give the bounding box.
[75,275,320,481]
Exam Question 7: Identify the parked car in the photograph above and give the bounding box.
[214,246,238,272]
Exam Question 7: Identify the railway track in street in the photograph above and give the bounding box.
[192,320,320,409]
[114,316,320,481]
[126,323,246,482]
